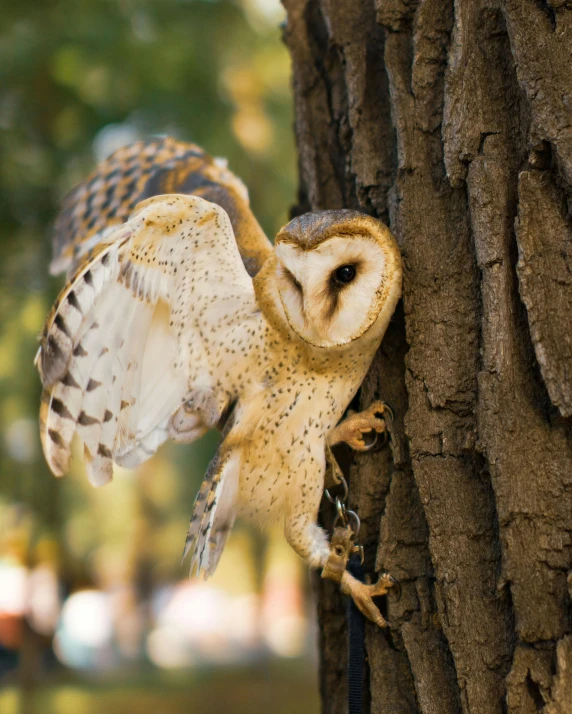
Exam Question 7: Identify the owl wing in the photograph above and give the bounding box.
[51,136,272,278]
[37,193,256,487]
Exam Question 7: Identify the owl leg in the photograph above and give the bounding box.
[284,504,395,627]
[284,488,331,571]
[328,401,391,451]
[321,526,396,628]
[285,514,331,569]
[285,514,395,627]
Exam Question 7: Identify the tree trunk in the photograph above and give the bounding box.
[282,1,572,712]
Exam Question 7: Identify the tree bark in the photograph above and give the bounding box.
[282,1,572,712]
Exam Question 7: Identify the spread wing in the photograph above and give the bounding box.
[36,194,256,486]
[51,136,272,278]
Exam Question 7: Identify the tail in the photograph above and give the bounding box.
[183,449,239,578]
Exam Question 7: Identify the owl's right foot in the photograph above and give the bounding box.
[328,401,391,451]
[320,525,397,628]
[341,571,396,627]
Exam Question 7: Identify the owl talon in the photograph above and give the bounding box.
[384,572,401,601]
[376,403,394,423]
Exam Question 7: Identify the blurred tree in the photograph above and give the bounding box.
[0,0,294,586]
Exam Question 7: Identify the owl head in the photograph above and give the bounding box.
[270,210,402,348]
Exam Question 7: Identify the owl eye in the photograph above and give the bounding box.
[333,265,356,285]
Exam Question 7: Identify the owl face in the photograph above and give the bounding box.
[273,210,401,348]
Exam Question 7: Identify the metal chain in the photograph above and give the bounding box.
[324,404,396,566]
[324,475,364,563]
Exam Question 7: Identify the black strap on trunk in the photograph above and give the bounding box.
[346,556,366,714]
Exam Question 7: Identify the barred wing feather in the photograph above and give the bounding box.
[36,194,255,486]
[51,136,272,278]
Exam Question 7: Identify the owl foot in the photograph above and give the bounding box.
[341,571,397,628]
[321,525,396,627]
[328,401,391,451]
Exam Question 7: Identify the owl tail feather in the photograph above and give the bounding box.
[183,449,239,579]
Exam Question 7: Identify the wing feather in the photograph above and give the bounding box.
[40,281,131,477]
[37,194,255,488]
[37,233,130,386]
[52,137,272,279]
[85,296,139,485]
[113,301,154,456]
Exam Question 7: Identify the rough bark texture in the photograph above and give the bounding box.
[282,1,572,712]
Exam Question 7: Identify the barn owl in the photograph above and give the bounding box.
[36,137,402,625]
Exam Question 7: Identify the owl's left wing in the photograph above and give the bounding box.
[36,193,256,486]
[51,137,272,279]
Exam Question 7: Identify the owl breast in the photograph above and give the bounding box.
[180,287,380,528]
[231,350,369,526]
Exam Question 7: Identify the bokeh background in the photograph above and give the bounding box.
[0,1,320,712]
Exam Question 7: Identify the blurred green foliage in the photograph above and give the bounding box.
[0,0,295,583]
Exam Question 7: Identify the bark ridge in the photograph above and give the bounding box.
[283,1,572,712]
